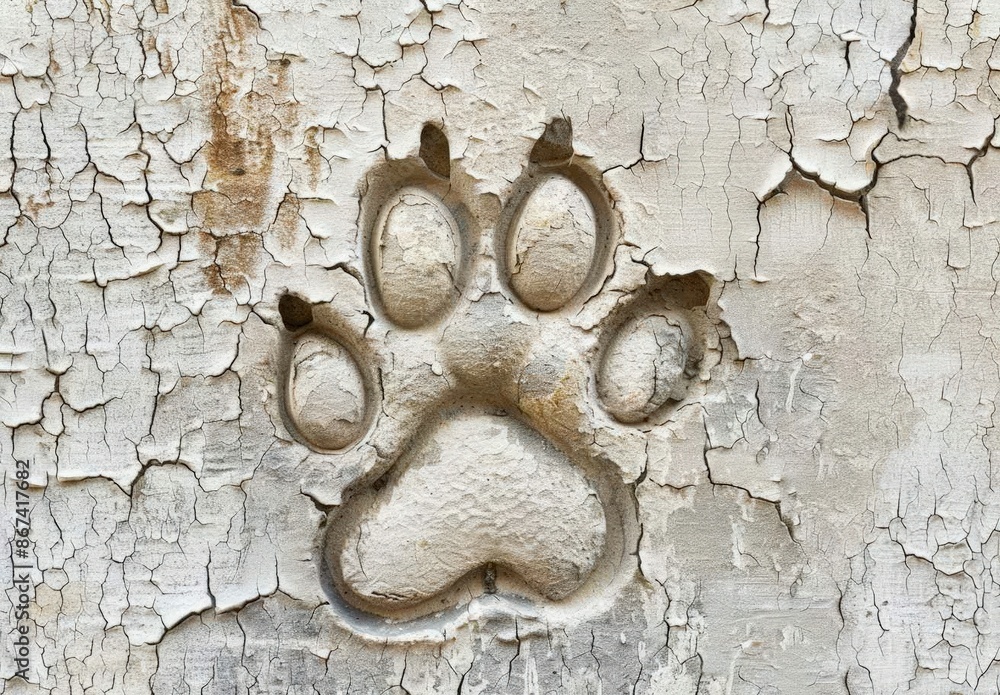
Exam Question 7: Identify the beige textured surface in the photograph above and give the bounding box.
[334,411,606,608]
[2,0,999,692]
[507,174,598,311]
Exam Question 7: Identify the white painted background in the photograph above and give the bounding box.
[2,0,998,692]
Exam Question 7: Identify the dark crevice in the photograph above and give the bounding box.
[889,1,918,128]
[419,123,451,179]
[278,293,314,330]
[530,117,574,166]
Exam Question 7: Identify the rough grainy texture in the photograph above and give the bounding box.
[2,0,1000,692]
[507,174,598,311]
[598,314,691,423]
[372,188,461,327]
[335,412,607,607]
[286,333,367,451]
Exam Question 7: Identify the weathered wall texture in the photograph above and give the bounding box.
[2,0,1000,692]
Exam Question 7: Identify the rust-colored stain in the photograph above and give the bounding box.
[22,192,53,225]
[303,126,323,191]
[142,34,173,76]
[159,46,174,77]
[197,230,263,296]
[194,232,224,294]
[194,3,297,236]
[274,192,304,251]
[195,0,300,295]
[518,368,583,442]
[215,232,264,293]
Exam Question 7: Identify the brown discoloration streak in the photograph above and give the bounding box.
[215,232,264,293]
[519,370,585,443]
[194,3,297,236]
[274,193,304,251]
[304,126,324,191]
[195,1,300,294]
[197,230,263,296]
[160,46,174,77]
[194,232,225,294]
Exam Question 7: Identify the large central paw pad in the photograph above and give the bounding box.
[277,120,714,632]
[335,411,605,606]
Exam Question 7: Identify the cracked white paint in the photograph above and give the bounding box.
[507,174,598,311]
[2,0,999,692]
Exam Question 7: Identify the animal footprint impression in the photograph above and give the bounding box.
[279,119,715,637]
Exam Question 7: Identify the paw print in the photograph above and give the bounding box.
[277,119,715,638]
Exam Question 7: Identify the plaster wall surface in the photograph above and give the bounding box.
[1,0,998,692]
